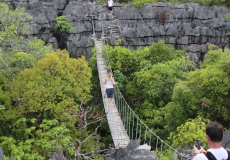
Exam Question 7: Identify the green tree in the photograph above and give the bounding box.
[169,116,209,149]
[105,41,187,98]
[200,48,223,68]
[0,2,32,51]
[0,118,73,160]
[126,56,194,112]
[1,50,92,137]
[26,37,53,60]
[0,50,108,159]
[0,3,52,84]
[132,0,158,8]
[0,38,52,80]
[54,16,74,49]
[9,51,36,76]
[165,48,230,131]
[193,0,212,5]
[105,44,140,76]
[0,108,106,159]
[132,63,179,108]
[146,40,180,66]
[103,44,146,93]
[105,41,195,139]
[163,81,198,133]
[55,16,74,33]
[0,61,11,115]
[88,50,102,104]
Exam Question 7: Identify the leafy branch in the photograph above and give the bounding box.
[55,16,74,33]
[73,105,106,160]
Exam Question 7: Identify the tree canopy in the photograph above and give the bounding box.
[0,2,32,51]
[104,41,230,146]
[0,50,97,159]
[10,50,92,120]
[0,3,107,159]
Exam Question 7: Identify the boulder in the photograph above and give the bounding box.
[222,129,230,148]
[105,140,158,160]
[0,147,3,160]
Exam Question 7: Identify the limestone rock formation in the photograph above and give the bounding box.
[222,129,230,149]
[0,147,3,160]
[3,0,230,63]
[48,152,67,160]
[105,140,158,160]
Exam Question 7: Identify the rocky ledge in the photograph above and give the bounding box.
[3,0,230,63]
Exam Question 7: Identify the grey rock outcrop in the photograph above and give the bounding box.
[105,140,158,160]
[3,0,230,63]
[49,152,67,160]
[222,129,230,149]
[0,147,3,160]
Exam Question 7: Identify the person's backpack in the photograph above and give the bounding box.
[204,149,230,160]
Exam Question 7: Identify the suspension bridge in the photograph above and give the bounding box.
[92,13,190,160]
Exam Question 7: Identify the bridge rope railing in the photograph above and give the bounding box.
[94,12,191,159]
[113,87,191,159]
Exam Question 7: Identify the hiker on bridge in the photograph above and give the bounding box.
[104,72,117,105]
[107,0,114,14]
[193,122,229,160]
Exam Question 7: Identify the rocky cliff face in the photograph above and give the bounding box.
[4,0,230,64]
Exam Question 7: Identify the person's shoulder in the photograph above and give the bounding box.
[208,147,227,153]
[208,147,225,150]
[208,147,228,157]
[194,153,208,160]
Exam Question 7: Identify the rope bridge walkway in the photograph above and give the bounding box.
[95,39,130,148]
[93,12,190,160]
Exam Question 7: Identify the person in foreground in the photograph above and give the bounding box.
[193,122,229,160]
[103,72,117,105]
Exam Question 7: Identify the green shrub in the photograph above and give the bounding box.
[170,0,189,4]
[193,0,212,5]
[224,14,230,22]
[96,0,105,4]
[55,16,74,33]
[208,44,220,51]
[129,0,229,7]
[210,0,229,6]
[132,0,158,9]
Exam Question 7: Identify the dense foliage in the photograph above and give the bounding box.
[1,1,230,159]
[0,3,107,159]
[55,16,74,33]
[105,41,230,149]
[225,14,230,21]
[0,3,32,51]
[169,116,209,149]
